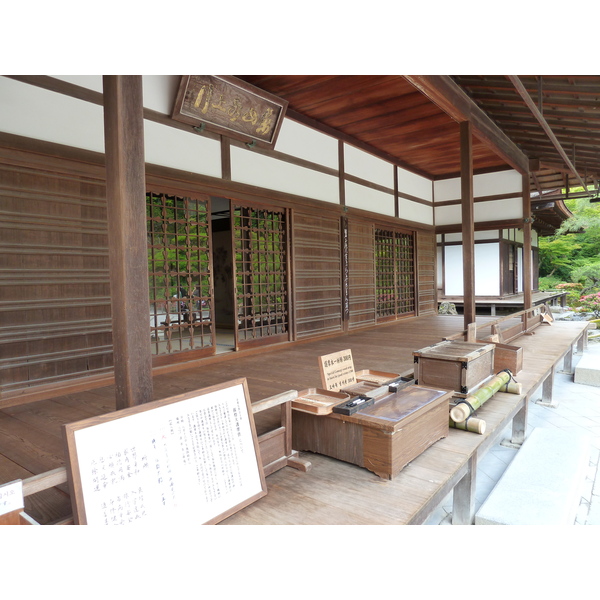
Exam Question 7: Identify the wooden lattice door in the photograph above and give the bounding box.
[231,203,290,350]
[147,191,215,363]
[375,228,416,321]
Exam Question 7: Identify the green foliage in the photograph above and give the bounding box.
[538,275,562,291]
[538,192,600,289]
[538,235,581,279]
[570,260,600,295]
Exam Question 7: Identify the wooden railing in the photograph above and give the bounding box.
[444,304,554,344]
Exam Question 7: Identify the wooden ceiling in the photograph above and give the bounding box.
[239,75,504,179]
[238,75,600,232]
[452,75,600,195]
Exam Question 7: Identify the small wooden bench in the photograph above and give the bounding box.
[475,427,591,525]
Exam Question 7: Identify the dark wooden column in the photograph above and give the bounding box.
[103,75,153,409]
[460,121,476,330]
[522,173,533,310]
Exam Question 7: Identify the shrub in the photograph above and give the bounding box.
[579,292,600,318]
[538,276,562,291]
[555,282,584,306]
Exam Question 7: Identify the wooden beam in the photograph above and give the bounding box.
[506,76,589,192]
[461,121,476,329]
[404,76,530,174]
[103,75,153,409]
[522,173,533,314]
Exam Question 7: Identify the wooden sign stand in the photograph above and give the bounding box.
[63,378,267,525]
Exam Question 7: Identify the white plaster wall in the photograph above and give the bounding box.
[144,120,221,178]
[51,75,103,92]
[476,243,501,295]
[518,247,524,293]
[231,146,339,204]
[275,119,338,170]
[344,144,394,188]
[473,170,522,196]
[397,167,433,201]
[444,245,464,295]
[434,204,462,226]
[436,198,523,226]
[398,197,433,225]
[0,76,105,152]
[444,231,500,243]
[444,243,500,296]
[53,75,184,115]
[474,198,523,222]
[532,230,538,247]
[345,181,395,216]
[445,233,462,243]
[434,170,522,202]
[433,178,461,202]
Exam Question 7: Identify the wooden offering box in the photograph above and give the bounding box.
[413,340,495,397]
[478,340,523,375]
[292,385,452,480]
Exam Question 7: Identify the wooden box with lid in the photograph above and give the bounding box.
[413,340,496,397]
[292,385,452,480]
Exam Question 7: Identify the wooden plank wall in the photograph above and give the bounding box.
[347,219,376,330]
[417,231,437,315]
[292,212,343,339]
[0,147,113,399]
[1,144,438,400]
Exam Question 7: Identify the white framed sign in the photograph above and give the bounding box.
[63,378,266,525]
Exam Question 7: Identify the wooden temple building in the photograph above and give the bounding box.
[1,75,599,526]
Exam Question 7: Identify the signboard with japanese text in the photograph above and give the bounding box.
[171,75,288,148]
[63,379,266,525]
[319,349,357,392]
[0,480,24,516]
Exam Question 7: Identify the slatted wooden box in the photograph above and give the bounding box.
[292,385,452,479]
[413,340,495,397]
[477,340,523,375]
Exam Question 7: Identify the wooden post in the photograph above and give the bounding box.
[103,75,153,409]
[452,455,476,524]
[522,173,533,331]
[461,121,476,330]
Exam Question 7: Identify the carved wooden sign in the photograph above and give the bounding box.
[319,349,357,392]
[172,75,288,148]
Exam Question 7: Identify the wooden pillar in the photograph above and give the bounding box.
[460,121,476,330]
[522,173,533,312]
[452,455,476,524]
[103,75,153,409]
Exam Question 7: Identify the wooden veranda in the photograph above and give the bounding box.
[0,311,588,525]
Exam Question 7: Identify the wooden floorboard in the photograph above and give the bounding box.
[0,314,589,525]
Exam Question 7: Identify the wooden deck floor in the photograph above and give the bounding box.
[0,313,589,525]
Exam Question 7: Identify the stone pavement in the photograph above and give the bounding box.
[426,335,600,525]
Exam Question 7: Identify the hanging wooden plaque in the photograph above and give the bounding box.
[172,75,288,148]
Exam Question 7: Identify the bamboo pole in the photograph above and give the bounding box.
[449,416,486,434]
[450,370,521,423]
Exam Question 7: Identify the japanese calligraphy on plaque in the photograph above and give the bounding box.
[63,379,266,525]
[171,75,288,148]
[319,349,357,392]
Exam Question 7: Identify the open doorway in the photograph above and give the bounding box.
[211,196,236,353]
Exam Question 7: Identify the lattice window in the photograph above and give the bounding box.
[375,228,415,319]
[147,192,213,355]
[233,205,288,343]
